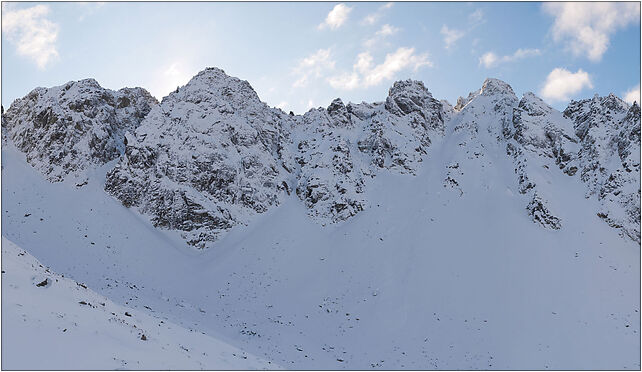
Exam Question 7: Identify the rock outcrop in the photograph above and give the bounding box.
[1,79,157,181]
[564,95,640,242]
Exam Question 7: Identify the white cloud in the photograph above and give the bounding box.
[364,24,400,48]
[362,14,379,26]
[543,2,640,61]
[440,9,485,50]
[624,85,641,105]
[440,25,465,49]
[292,48,336,88]
[479,52,499,69]
[479,48,541,68]
[362,48,432,87]
[540,68,593,103]
[361,2,394,25]
[512,48,541,59]
[376,24,399,37]
[318,3,352,30]
[1,4,59,69]
[276,101,289,110]
[355,52,374,74]
[327,47,432,90]
[327,72,361,90]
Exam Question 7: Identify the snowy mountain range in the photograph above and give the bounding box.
[2,67,639,369]
[3,67,639,248]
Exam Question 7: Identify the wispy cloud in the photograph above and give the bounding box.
[318,3,352,30]
[328,47,432,90]
[292,48,336,88]
[624,84,640,105]
[361,47,432,87]
[440,9,485,50]
[77,2,105,22]
[440,26,465,49]
[479,48,541,68]
[540,67,593,103]
[1,4,59,69]
[376,24,399,37]
[361,2,394,25]
[327,72,361,90]
[543,2,640,61]
[364,23,400,49]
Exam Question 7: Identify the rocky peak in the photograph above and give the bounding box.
[450,78,518,142]
[480,78,516,99]
[168,67,262,109]
[564,94,630,140]
[509,91,578,176]
[384,79,445,134]
[454,90,480,111]
[385,79,434,115]
[2,79,157,182]
[327,98,345,112]
[518,92,552,117]
[326,98,352,127]
[602,93,629,111]
[104,68,294,249]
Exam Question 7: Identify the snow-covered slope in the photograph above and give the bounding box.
[2,112,639,369]
[1,236,273,370]
[2,69,640,369]
[1,79,156,182]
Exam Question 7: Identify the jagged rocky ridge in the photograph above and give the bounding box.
[564,94,641,242]
[291,79,446,223]
[104,70,447,247]
[2,79,157,182]
[3,68,640,248]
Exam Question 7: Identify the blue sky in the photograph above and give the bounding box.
[2,2,640,113]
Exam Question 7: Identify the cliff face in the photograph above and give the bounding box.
[564,95,641,242]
